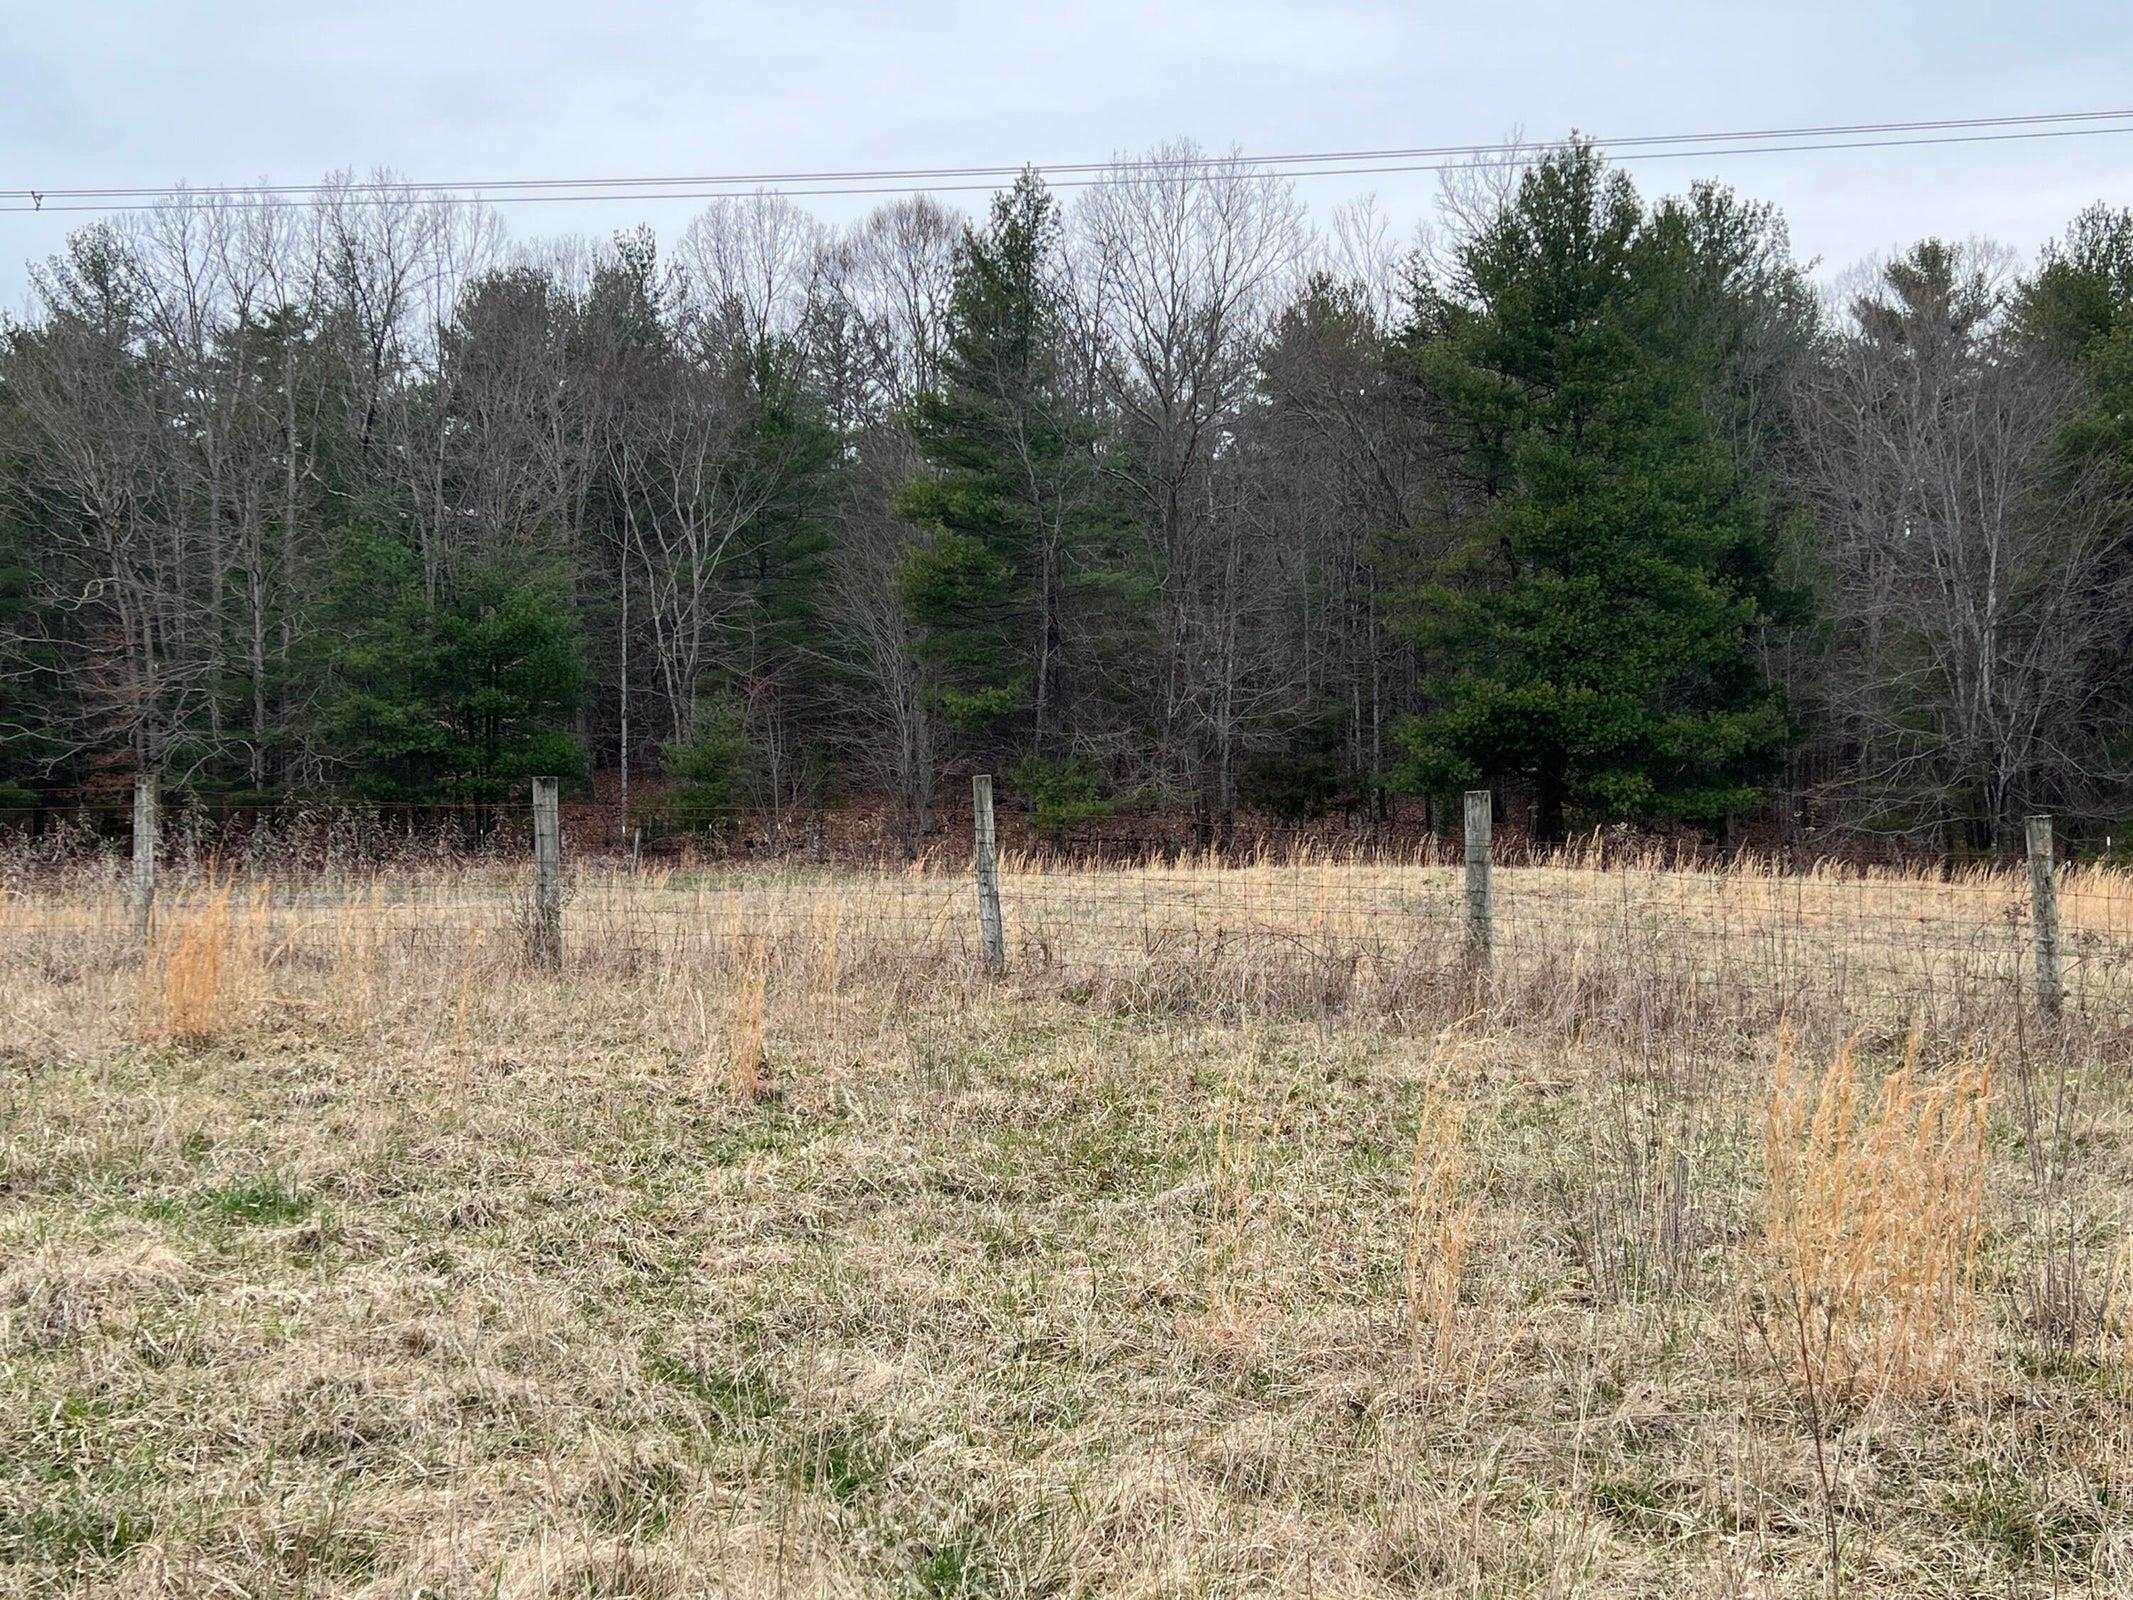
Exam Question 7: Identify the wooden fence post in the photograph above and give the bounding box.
[530,777,563,970]
[2027,813,2062,1022]
[131,772,158,947]
[972,774,1005,975]
[1464,789,1493,977]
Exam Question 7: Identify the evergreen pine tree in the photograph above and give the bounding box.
[1397,144,1792,839]
[896,170,1095,761]
[318,532,588,802]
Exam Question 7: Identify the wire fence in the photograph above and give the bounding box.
[1,778,2124,1037]
[0,791,1452,867]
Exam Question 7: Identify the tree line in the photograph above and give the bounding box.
[3,142,2129,852]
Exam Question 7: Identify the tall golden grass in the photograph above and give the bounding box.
[1404,1084,1475,1372]
[137,886,262,1046]
[0,836,2123,1056]
[1756,1029,1993,1401]
[725,936,770,1102]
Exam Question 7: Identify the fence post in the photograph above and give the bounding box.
[1464,789,1493,977]
[131,772,158,947]
[972,774,1005,975]
[2026,813,2062,1022]
[530,777,563,970]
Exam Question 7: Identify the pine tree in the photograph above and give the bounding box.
[1397,144,1792,839]
[317,532,588,802]
[895,170,1097,761]
[2017,204,2133,497]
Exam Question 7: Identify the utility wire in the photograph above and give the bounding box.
[5,108,2127,202]
[3,112,2130,217]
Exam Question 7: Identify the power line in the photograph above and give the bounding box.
[4,112,2130,217]
[5,108,2127,203]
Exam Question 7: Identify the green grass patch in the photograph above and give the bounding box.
[1942,1467,2101,1565]
[644,1346,788,1435]
[0,1494,157,1568]
[198,1177,315,1226]
[789,1418,891,1504]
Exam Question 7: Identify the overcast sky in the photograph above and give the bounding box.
[3,0,2129,311]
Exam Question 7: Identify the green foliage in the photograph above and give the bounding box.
[2015,204,2133,360]
[1009,755,1114,843]
[2062,322,2133,491]
[1232,702,1358,822]
[2019,205,2133,497]
[1238,712,1349,822]
[1238,751,1344,822]
[664,701,752,835]
[0,492,76,785]
[895,171,1104,754]
[897,530,1027,732]
[317,532,588,802]
[729,335,843,691]
[1394,143,1792,838]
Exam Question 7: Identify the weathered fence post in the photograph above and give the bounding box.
[1464,789,1493,977]
[972,774,1005,975]
[2026,813,2062,1022]
[131,772,158,947]
[530,777,563,970]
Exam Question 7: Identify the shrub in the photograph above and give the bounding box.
[665,703,753,836]
[1009,756,1113,845]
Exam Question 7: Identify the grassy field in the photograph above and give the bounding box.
[2,852,2131,1596]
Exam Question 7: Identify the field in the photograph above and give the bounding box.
[3,846,2132,1597]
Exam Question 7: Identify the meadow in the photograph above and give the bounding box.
[2,841,2130,1596]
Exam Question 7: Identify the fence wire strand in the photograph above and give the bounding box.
[4,799,2124,1032]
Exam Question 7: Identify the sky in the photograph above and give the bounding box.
[2,0,2130,312]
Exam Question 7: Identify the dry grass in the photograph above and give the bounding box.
[1746,1030,1998,1596]
[1,851,2130,1596]
[12,836,2133,1032]
[1404,1082,1474,1374]
[1199,1034,1298,1349]
[136,888,251,1047]
[1756,1029,1993,1402]
[729,938,772,1100]
[2108,1233,2133,1382]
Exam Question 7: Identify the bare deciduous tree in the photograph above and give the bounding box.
[1071,142,1307,838]
[1790,240,2131,846]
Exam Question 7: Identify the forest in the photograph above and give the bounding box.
[2,140,2130,853]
